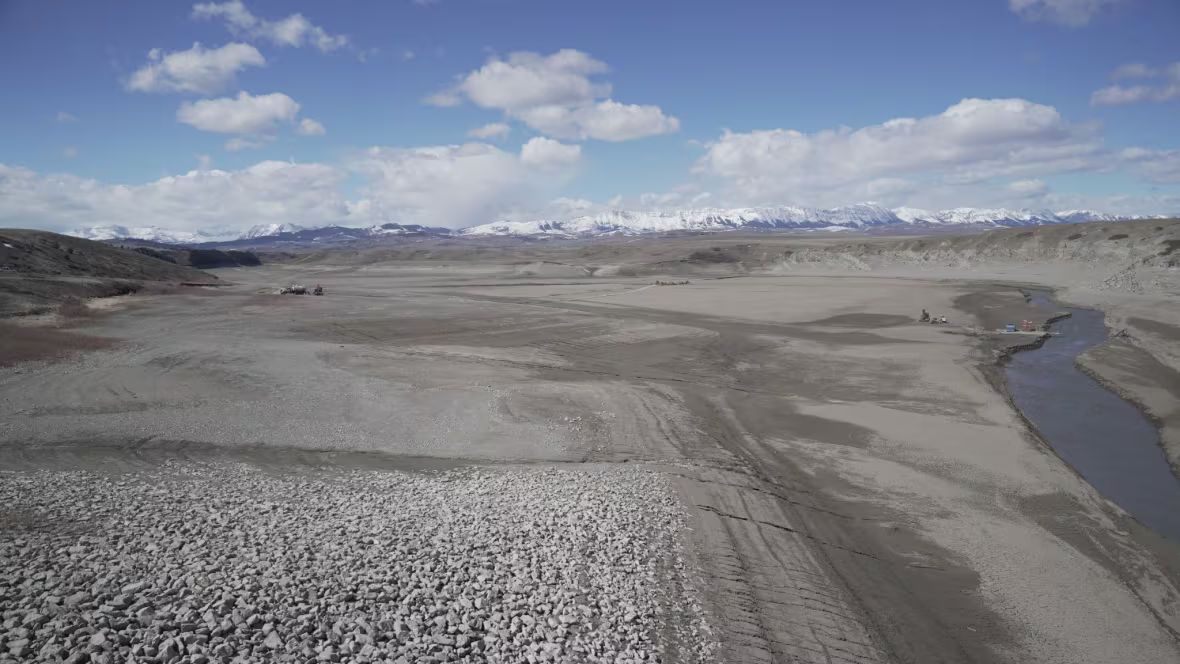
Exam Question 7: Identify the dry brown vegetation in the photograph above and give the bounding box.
[0,322,114,367]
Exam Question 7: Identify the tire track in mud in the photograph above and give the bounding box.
[383,285,1002,663]
[416,290,901,663]
[451,288,1006,664]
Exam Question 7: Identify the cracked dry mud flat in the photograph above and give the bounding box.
[0,463,715,664]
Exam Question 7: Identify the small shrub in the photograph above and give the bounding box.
[14,305,53,317]
[226,250,262,266]
[688,249,739,263]
[1108,234,1129,241]
[1067,233,1083,241]
[134,247,177,263]
[187,249,261,268]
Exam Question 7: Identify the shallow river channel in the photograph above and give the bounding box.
[1005,290,1180,541]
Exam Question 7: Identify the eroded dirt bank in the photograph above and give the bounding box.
[3,261,1180,663]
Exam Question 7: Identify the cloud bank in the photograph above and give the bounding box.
[0,161,349,234]
[0,138,583,232]
[694,98,1104,207]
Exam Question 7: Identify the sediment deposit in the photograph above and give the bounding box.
[3,219,1180,663]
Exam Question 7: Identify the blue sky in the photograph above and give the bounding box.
[1,0,1178,232]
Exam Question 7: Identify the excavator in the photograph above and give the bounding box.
[279,283,324,295]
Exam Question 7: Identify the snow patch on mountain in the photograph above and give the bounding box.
[1056,210,1126,223]
[367,223,453,236]
[892,207,936,223]
[931,208,1061,225]
[69,225,238,244]
[240,223,305,239]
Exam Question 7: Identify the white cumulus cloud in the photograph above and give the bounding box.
[468,122,511,140]
[454,50,610,111]
[296,118,326,136]
[694,98,1103,207]
[516,100,680,142]
[127,42,265,95]
[429,49,678,142]
[519,137,582,170]
[177,91,300,134]
[1091,61,1180,106]
[1008,0,1121,27]
[192,0,349,52]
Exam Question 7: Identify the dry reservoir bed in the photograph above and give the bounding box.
[0,459,715,664]
[4,262,1180,664]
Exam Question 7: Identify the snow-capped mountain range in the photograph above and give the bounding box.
[69,205,1168,245]
[459,205,1164,237]
[71,225,241,244]
[72,222,451,246]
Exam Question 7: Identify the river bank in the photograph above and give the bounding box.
[1071,311,1180,479]
[1003,291,1180,541]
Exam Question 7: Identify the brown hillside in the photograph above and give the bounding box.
[0,229,215,316]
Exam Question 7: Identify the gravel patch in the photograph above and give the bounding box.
[0,462,715,663]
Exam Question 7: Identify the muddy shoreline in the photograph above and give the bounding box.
[964,285,1180,513]
[963,286,1167,463]
[1026,288,1180,482]
[1074,357,1180,480]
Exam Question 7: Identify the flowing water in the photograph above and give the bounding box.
[1005,290,1180,541]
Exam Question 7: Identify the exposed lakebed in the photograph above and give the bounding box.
[1006,290,1180,541]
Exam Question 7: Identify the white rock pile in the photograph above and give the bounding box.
[0,462,716,663]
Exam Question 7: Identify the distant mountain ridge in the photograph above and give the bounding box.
[71,222,455,247]
[459,205,1165,237]
[69,206,1168,245]
[71,225,239,245]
